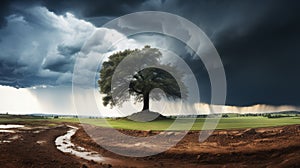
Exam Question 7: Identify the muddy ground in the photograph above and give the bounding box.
[0,121,299,168]
[73,124,300,168]
[0,122,93,168]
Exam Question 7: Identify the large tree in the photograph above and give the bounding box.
[98,46,187,112]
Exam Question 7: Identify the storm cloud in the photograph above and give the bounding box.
[1,0,300,107]
[134,0,300,106]
[0,5,142,88]
[0,6,95,87]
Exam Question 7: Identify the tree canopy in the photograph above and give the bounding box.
[98,46,187,112]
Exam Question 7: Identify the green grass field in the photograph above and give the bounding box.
[0,115,299,131]
[80,117,300,130]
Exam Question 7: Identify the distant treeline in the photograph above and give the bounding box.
[167,111,300,118]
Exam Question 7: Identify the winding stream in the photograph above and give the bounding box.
[55,125,104,162]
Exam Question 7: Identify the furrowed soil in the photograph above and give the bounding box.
[0,121,299,167]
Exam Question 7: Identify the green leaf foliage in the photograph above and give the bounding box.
[98,46,187,111]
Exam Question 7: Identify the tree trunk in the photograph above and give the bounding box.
[142,93,149,111]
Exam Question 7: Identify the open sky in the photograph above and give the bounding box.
[0,0,300,115]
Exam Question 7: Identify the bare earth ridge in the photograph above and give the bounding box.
[0,121,299,167]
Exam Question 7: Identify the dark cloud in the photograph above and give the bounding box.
[0,0,9,27]
[42,56,74,73]
[206,1,300,106]
[0,6,95,88]
[0,0,147,24]
[140,0,300,106]
[135,0,300,106]
[0,0,300,106]
[0,0,40,28]
[57,45,81,57]
[43,0,146,17]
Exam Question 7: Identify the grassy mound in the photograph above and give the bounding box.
[127,110,168,122]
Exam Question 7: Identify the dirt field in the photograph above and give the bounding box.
[73,124,300,167]
[0,121,299,167]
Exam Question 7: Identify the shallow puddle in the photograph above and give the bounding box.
[0,124,24,129]
[0,140,11,144]
[0,130,15,133]
[0,124,25,134]
[55,125,104,162]
[36,140,47,145]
